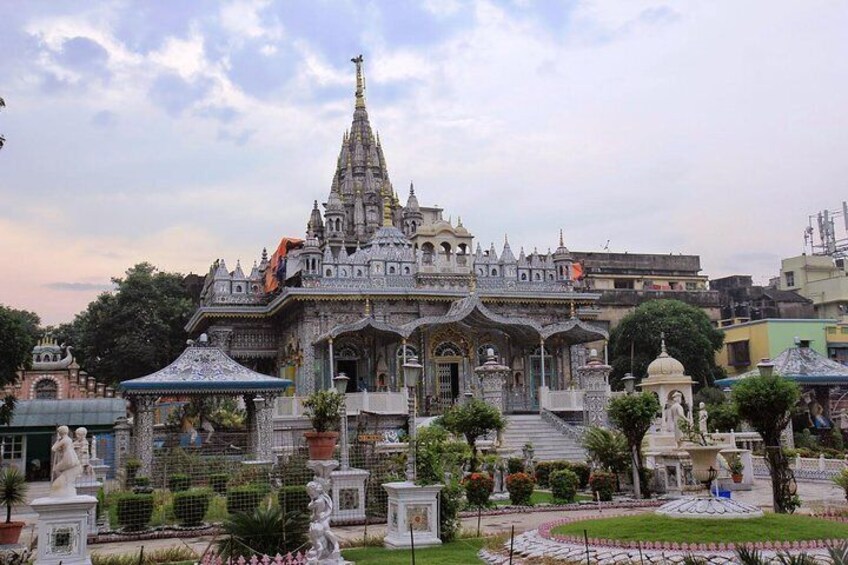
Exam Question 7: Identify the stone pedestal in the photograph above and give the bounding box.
[75,478,102,533]
[576,353,611,427]
[330,468,369,525]
[31,495,98,565]
[383,481,443,549]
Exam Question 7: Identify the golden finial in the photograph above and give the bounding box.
[364,296,372,316]
[570,300,576,318]
[351,54,365,109]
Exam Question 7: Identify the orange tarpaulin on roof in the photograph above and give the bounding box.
[264,237,304,293]
[571,262,584,281]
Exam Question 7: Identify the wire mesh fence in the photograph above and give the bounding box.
[102,427,407,558]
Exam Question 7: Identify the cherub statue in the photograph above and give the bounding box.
[51,425,81,498]
[73,427,94,478]
[305,480,341,564]
[698,402,709,435]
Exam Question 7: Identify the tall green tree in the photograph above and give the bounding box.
[0,305,40,425]
[609,299,724,388]
[440,398,506,471]
[66,263,194,386]
[732,372,800,513]
[608,392,661,498]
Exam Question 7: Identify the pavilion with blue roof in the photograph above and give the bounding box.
[119,334,292,475]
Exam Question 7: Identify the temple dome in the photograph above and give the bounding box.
[646,339,685,378]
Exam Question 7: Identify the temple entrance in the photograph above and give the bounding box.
[437,362,460,408]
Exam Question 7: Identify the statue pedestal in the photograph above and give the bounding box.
[75,477,102,533]
[31,495,98,565]
[89,458,109,483]
[330,468,369,525]
[383,481,443,549]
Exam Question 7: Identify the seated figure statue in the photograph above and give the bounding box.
[306,480,341,565]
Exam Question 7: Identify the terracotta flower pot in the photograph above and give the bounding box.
[304,431,339,460]
[0,522,25,545]
[732,473,743,484]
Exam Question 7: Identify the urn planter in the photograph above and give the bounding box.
[0,521,24,544]
[304,431,339,460]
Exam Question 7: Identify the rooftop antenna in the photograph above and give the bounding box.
[603,240,610,252]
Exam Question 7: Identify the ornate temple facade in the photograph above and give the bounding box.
[187,57,608,415]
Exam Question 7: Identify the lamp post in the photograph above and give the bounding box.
[621,373,636,395]
[333,372,350,470]
[403,355,423,482]
[757,358,774,378]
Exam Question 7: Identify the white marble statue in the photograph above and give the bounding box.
[73,427,94,479]
[50,425,81,498]
[90,434,98,461]
[666,392,687,442]
[698,402,708,435]
[306,480,341,565]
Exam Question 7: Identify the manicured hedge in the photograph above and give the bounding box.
[589,470,617,502]
[506,472,535,506]
[116,493,154,531]
[463,472,494,508]
[226,485,265,515]
[277,485,310,516]
[169,473,192,492]
[550,469,579,503]
[209,473,229,495]
[173,488,212,527]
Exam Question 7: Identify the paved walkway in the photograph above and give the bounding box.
[15,478,848,559]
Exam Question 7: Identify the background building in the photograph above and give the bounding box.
[710,275,814,326]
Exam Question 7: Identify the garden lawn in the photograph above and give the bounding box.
[552,514,848,544]
[341,538,485,564]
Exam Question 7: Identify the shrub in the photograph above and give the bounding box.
[115,493,154,531]
[441,399,506,471]
[463,472,494,508]
[506,472,535,506]
[277,485,310,516]
[132,476,153,494]
[169,473,191,492]
[535,460,570,488]
[569,462,591,489]
[172,488,212,527]
[439,480,464,543]
[834,468,848,502]
[219,505,308,559]
[125,459,141,486]
[209,473,229,495]
[506,457,524,475]
[226,485,265,515]
[589,471,617,502]
[550,469,579,503]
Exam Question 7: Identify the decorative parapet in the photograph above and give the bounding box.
[540,408,586,443]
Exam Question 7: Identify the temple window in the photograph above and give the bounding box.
[326,269,333,277]
[35,379,58,400]
[389,266,396,274]
[521,273,528,281]
[234,285,243,293]
[491,268,498,276]
[534,272,541,281]
[421,243,434,265]
[403,266,411,275]
[434,341,462,357]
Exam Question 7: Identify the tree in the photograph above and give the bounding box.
[440,398,506,471]
[609,299,725,388]
[694,386,740,432]
[582,426,630,475]
[0,305,39,425]
[65,263,194,386]
[608,392,661,498]
[732,372,800,513]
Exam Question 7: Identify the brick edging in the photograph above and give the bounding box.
[458,499,663,518]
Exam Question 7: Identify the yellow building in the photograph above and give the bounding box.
[717,319,834,376]
[825,321,848,364]
[779,254,848,319]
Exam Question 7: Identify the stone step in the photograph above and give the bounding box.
[499,413,585,463]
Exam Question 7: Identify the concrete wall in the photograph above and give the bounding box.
[717,319,833,375]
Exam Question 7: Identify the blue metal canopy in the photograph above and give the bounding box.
[119,342,292,395]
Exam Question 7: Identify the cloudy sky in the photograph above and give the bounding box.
[1,1,846,325]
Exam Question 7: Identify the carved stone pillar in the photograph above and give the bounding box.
[207,326,234,354]
[473,348,509,414]
[113,416,132,476]
[133,396,156,478]
[577,350,611,427]
[252,394,276,462]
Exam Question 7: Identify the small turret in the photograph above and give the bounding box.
[308,200,325,240]
[553,229,574,281]
[402,182,423,236]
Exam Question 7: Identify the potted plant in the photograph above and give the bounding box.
[302,389,344,460]
[0,467,29,544]
[727,453,745,483]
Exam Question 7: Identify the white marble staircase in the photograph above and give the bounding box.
[500,414,585,462]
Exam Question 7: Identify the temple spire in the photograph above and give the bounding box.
[351,54,366,109]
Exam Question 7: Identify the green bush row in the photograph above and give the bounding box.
[534,460,590,489]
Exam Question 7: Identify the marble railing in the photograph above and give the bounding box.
[274,390,408,418]
[752,453,846,481]
[537,387,584,412]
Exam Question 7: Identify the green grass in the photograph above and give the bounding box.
[493,490,591,506]
[342,538,485,564]
[552,513,848,544]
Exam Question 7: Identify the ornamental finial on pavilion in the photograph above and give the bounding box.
[351,54,366,109]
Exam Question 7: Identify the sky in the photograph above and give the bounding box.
[1,1,846,325]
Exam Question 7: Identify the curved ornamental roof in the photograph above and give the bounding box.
[120,338,292,395]
[313,294,608,344]
[715,345,848,387]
